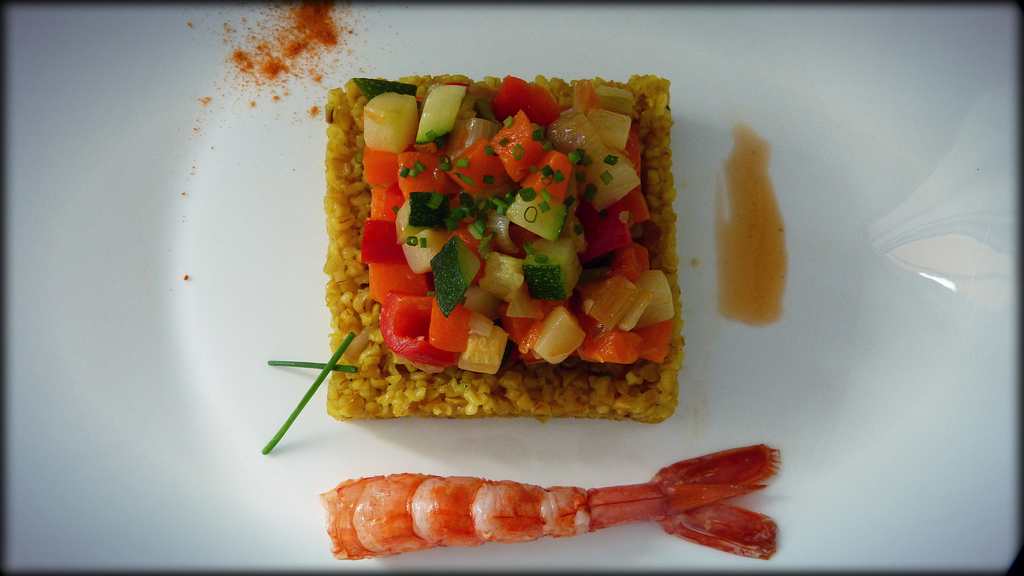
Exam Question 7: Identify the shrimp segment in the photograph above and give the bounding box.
[353,474,431,555]
[472,480,547,542]
[411,477,484,547]
[321,445,782,560]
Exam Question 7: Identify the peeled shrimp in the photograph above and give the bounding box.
[320,444,780,560]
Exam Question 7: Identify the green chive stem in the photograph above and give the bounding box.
[267,360,358,373]
[262,332,355,455]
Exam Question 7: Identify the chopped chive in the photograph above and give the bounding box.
[406,236,418,246]
[459,192,474,207]
[414,161,426,173]
[539,201,551,212]
[523,242,536,256]
[541,165,554,178]
[455,157,470,168]
[479,233,493,256]
[519,187,537,201]
[267,360,358,373]
[457,173,476,186]
[427,192,444,209]
[553,170,565,182]
[444,216,460,231]
[529,165,539,174]
[503,116,514,128]
[469,219,486,239]
[492,198,509,215]
[450,206,469,220]
[262,332,355,455]
[424,129,438,142]
[439,155,452,172]
[568,149,583,164]
[541,189,552,202]
[542,141,553,151]
[419,236,428,248]
[484,145,496,156]
[531,127,544,140]
[581,152,593,166]
[564,196,576,208]
[599,171,613,185]
[604,154,619,165]
[512,144,524,160]
[584,183,597,200]
[535,254,549,263]
[482,175,495,185]
[499,137,510,146]
[399,167,411,177]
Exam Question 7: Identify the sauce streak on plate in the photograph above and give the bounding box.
[716,124,787,325]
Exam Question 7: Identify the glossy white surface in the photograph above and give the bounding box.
[4,3,1018,571]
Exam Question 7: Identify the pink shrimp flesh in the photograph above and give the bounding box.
[320,444,781,560]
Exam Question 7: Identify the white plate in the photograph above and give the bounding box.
[5,3,1018,571]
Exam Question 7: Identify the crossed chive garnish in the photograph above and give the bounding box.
[262,331,356,455]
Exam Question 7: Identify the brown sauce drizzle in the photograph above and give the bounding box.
[716,124,787,325]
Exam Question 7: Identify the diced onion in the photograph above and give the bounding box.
[594,85,635,115]
[464,286,501,319]
[469,311,495,336]
[446,117,500,158]
[532,306,585,364]
[635,270,675,327]
[587,109,631,151]
[547,111,605,155]
[341,325,372,363]
[486,212,517,254]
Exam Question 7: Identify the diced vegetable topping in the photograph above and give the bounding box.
[531,306,585,364]
[492,75,561,125]
[634,269,674,328]
[407,192,450,228]
[457,324,509,374]
[492,110,547,181]
[463,285,502,318]
[360,76,676,369]
[522,238,581,300]
[380,293,458,366]
[416,84,467,144]
[429,301,472,353]
[594,84,635,115]
[370,183,405,221]
[402,228,447,273]
[353,77,418,100]
[430,236,481,316]
[363,149,399,187]
[518,150,573,203]
[361,219,407,264]
[363,93,419,153]
[479,252,525,301]
[369,262,428,303]
[448,140,511,195]
[506,189,567,241]
[577,199,631,263]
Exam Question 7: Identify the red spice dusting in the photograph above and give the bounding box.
[272,95,281,102]
[183,274,191,281]
[186,20,193,29]
[198,96,212,107]
[249,100,257,108]
[308,105,321,118]
[224,1,354,95]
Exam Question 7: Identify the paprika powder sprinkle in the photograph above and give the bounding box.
[224,1,354,94]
